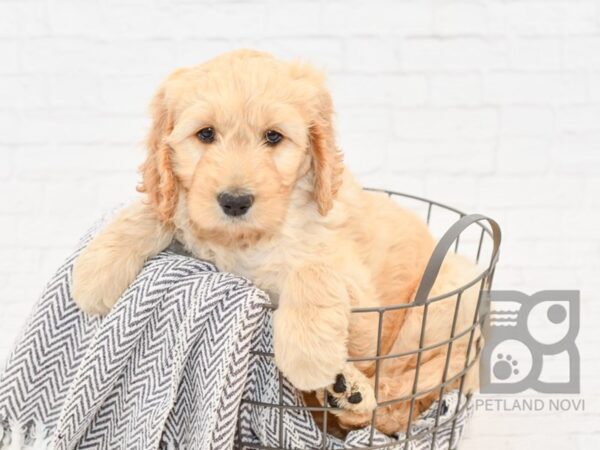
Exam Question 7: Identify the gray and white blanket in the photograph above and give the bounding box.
[0,226,472,450]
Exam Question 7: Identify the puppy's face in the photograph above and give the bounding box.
[140,50,342,246]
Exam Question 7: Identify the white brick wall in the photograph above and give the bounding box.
[0,0,599,447]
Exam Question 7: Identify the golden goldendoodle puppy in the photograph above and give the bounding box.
[72,49,481,434]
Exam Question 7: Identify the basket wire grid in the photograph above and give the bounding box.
[236,189,501,450]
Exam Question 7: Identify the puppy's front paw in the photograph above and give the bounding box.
[72,282,113,316]
[318,364,376,415]
[71,245,136,316]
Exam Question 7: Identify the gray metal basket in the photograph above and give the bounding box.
[237,189,501,450]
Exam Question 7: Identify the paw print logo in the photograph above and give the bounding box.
[494,353,519,380]
[484,338,531,386]
[480,291,580,394]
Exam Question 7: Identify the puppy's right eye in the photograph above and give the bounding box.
[197,127,215,143]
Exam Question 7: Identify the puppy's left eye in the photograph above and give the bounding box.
[265,130,283,145]
[197,127,215,143]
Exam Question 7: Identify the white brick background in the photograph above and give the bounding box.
[1,0,599,448]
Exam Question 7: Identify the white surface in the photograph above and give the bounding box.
[0,0,599,447]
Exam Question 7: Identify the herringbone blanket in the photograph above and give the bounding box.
[0,226,472,450]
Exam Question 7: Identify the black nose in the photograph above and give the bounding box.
[217,192,254,217]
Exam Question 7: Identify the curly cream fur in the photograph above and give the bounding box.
[72,49,480,435]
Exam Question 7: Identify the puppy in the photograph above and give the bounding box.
[72,49,481,434]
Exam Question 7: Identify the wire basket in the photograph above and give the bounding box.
[236,189,501,450]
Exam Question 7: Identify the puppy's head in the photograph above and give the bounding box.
[139,49,343,246]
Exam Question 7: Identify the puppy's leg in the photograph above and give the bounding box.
[72,201,174,316]
[317,277,380,412]
[273,263,351,391]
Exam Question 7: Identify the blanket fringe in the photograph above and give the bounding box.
[0,420,53,450]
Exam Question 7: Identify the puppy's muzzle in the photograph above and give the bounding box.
[217,192,254,217]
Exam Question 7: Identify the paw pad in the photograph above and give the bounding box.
[348,391,362,404]
[326,392,340,408]
[319,368,376,417]
[333,374,346,393]
[326,373,366,408]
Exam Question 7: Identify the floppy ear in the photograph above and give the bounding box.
[137,85,178,222]
[310,89,344,216]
